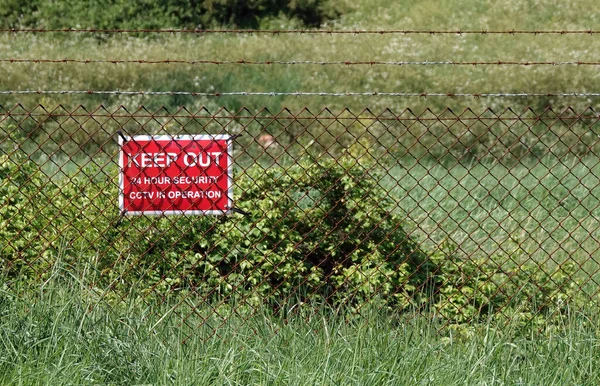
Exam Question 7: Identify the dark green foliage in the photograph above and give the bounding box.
[0,0,341,29]
[195,0,341,28]
[0,0,39,28]
[211,157,434,309]
[0,155,52,280]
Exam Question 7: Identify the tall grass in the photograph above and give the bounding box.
[1,269,599,385]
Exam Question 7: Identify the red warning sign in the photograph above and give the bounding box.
[118,135,232,215]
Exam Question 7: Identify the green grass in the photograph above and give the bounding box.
[2,274,600,385]
[1,0,599,112]
[2,2,600,382]
[376,154,600,300]
[388,155,600,260]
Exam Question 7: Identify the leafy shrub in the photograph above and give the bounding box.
[431,243,583,325]
[0,155,54,281]
[0,155,431,307]
[0,155,584,323]
[206,157,434,309]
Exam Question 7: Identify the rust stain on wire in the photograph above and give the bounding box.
[3,58,600,66]
[1,28,599,35]
[1,90,600,97]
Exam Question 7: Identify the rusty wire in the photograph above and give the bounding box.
[3,58,600,66]
[2,28,600,35]
[2,90,600,97]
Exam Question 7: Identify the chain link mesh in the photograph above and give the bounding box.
[1,105,599,340]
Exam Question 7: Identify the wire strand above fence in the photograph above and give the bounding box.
[2,90,600,98]
[2,105,598,120]
[3,59,600,67]
[2,28,599,35]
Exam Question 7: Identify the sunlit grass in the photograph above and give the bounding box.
[388,155,600,255]
[374,154,600,304]
[1,271,600,385]
[0,0,599,112]
[2,2,600,382]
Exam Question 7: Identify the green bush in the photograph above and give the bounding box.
[207,157,434,309]
[431,242,583,325]
[0,155,54,280]
[0,154,583,323]
[0,155,430,307]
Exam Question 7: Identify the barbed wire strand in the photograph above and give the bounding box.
[3,58,600,66]
[1,28,599,35]
[1,90,600,97]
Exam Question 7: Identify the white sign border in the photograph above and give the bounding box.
[118,134,233,216]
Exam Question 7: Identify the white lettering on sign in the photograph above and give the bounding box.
[129,152,179,168]
[128,151,223,168]
[129,176,219,185]
[129,191,155,199]
[183,152,222,167]
[166,190,222,199]
[119,134,232,216]
[172,176,218,185]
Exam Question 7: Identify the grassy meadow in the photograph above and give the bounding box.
[0,0,600,112]
[389,155,600,262]
[2,0,600,383]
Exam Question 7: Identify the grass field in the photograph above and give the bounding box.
[389,155,600,261]
[2,0,600,383]
[1,0,599,112]
[2,275,600,385]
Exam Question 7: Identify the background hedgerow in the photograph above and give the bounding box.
[0,0,341,29]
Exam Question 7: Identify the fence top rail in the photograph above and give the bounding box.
[2,28,599,35]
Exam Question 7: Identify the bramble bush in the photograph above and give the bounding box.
[0,154,583,322]
[0,155,50,280]
[212,157,435,310]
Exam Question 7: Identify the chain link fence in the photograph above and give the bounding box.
[1,105,599,339]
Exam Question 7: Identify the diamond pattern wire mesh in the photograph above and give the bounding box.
[1,105,600,340]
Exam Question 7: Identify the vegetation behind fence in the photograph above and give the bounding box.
[1,106,599,341]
